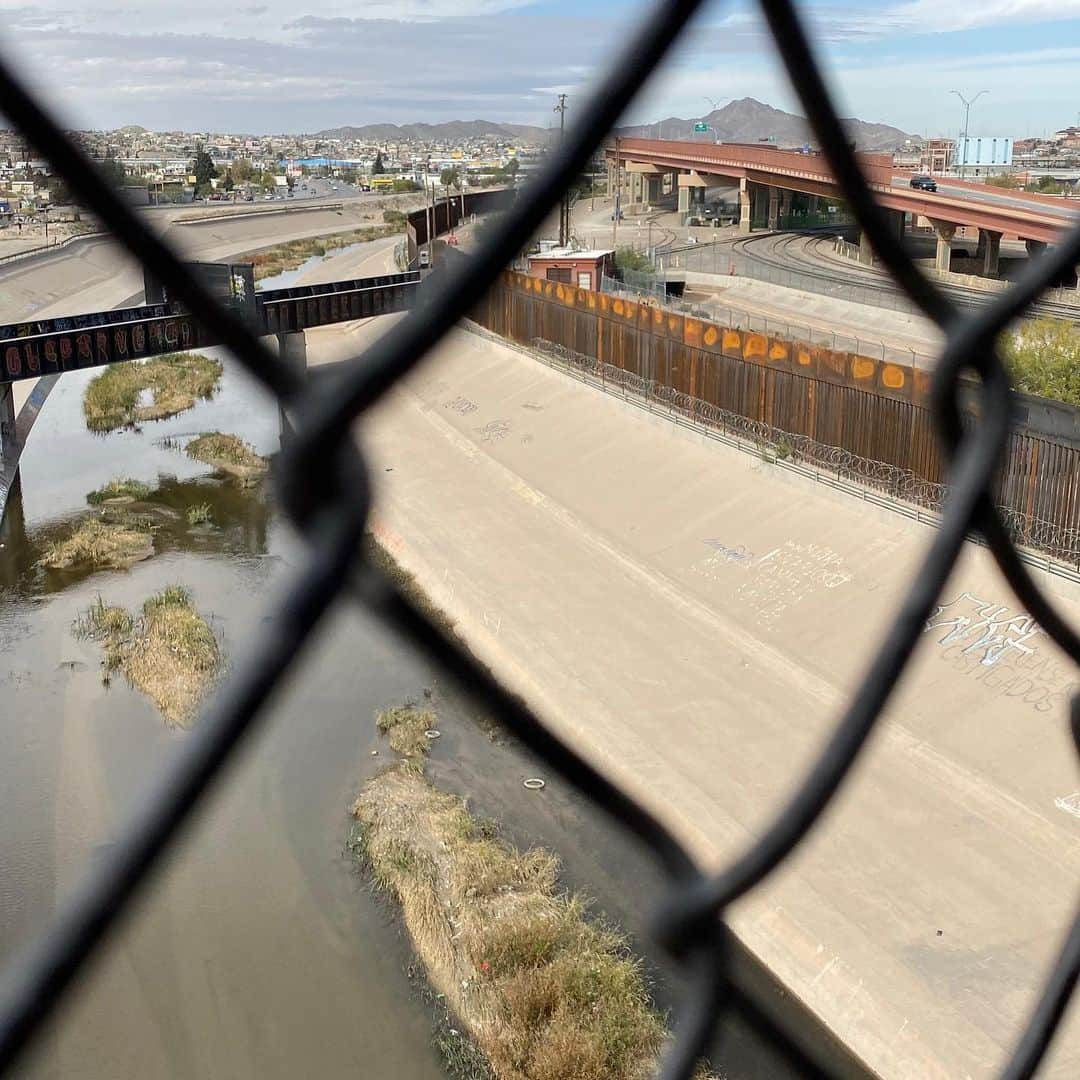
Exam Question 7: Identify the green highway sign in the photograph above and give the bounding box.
[693,122,709,132]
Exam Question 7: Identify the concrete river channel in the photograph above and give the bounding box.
[0,333,868,1074]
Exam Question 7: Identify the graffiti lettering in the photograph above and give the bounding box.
[444,395,477,415]
[476,420,510,444]
[925,592,1040,667]
[702,540,755,565]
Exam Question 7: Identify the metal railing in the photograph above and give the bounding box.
[0,3,1077,1080]
[531,337,1080,569]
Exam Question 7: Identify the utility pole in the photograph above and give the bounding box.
[611,135,621,251]
[554,94,569,246]
[951,89,988,180]
[423,157,433,265]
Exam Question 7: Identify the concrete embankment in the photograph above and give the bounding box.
[303,314,1080,1078]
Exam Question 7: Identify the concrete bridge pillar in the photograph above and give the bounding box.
[858,230,875,265]
[888,209,906,244]
[678,185,690,214]
[277,332,308,447]
[978,229,1002,277]
[0,384,15,464]
[930,220,957,272]
[767,186,780,231]
[739,178,752,235]
[780,189,791,225]
[858,211,904,265]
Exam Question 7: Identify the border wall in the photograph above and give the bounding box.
[474,271,1080,557]
[406,188,515,266]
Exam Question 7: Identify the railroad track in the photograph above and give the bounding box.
[667,230,1080,322]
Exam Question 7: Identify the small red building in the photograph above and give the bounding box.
[526,247,615,291]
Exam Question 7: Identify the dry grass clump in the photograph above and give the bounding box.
[186,502,213,525]
[83,352,222,432]
[39,514,153,570]
[247,226,398,281]
[74,585,220,725]
[86,477,152,505]
[353,706,681,1080]
[376,703,436,760]
[185,432,268,485]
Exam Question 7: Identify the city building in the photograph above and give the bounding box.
[526,247,614,291]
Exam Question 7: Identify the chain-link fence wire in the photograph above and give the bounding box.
[0,1,1077,1077]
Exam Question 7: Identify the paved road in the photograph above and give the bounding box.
[890,176,1080,223]
[302,314,1080,1079]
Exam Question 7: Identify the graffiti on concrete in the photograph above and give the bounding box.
[702,539,755,565]
[734,541,852,626]
[693,539,852,626]
[924,592,1041,667]
[444,395,478,415]
[476,420,511,444]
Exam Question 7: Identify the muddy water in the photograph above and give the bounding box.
[0,350,868,1079]
[0,358,447,1079]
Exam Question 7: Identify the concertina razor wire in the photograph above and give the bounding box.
[0,1,1076,1078]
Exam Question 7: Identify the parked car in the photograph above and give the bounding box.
[910,174,937,192]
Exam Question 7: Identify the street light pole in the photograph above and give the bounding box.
[950,89,988,180]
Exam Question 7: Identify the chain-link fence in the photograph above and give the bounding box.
[0,1,1077,1079]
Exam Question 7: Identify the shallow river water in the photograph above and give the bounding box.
[0,355,868,1078]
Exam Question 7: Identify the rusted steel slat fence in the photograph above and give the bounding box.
[476,271,1080,561]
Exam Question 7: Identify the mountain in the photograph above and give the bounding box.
[617,97,912,153]
[313,120,554,144]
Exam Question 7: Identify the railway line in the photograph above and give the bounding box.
[662,230,1080,322]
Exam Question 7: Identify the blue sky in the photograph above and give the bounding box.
[0,1,1077,136]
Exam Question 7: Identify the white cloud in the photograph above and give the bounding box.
[835,0,1080,36]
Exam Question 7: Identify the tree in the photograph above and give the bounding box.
[615,246,652,273]
[985,172,1022,190]
[372,150,385,175]
[1035,176,1065,195]
[230,158,254,184]
[999,318,1080,407]
[440,166,462,193]
[223,169,235,193]
[98,149,126,188]
[191,145,218,196]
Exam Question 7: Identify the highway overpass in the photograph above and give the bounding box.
[609,138,1080,274]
